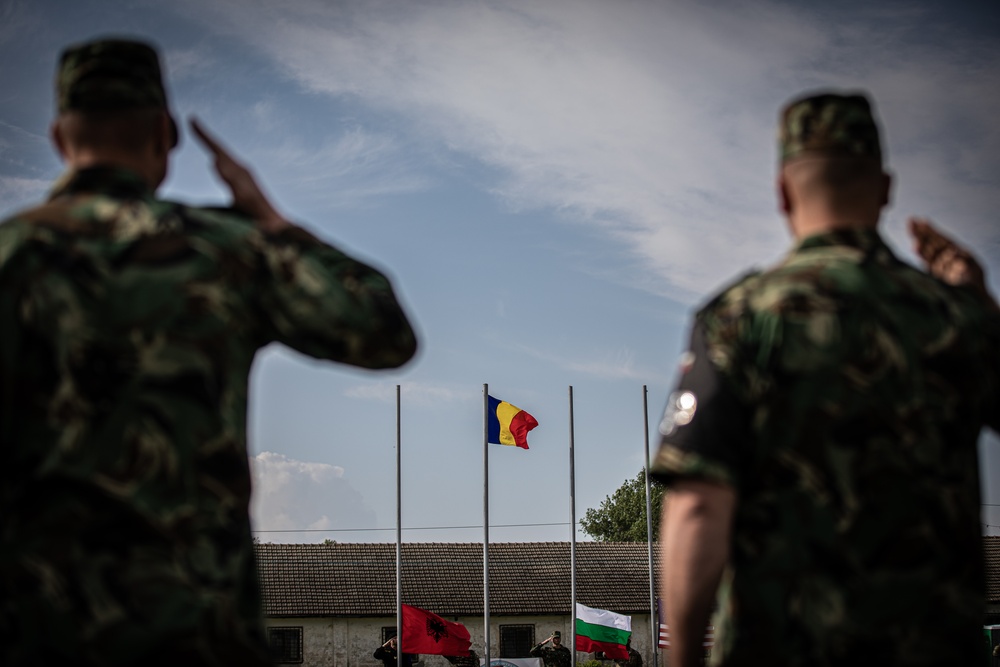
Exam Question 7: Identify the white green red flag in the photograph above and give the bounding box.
[575,603,631,660]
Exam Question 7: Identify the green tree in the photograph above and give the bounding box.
[580,469,665,542]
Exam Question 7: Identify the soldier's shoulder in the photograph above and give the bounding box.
[0,201,72,255]
[693,268,764,324]
[164,202,255,232]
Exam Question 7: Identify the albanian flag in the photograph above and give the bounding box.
[401,604,472,656]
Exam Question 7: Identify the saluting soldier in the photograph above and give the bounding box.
[653,91,999,666]
[0,37,417,666]
[530,630,572,667]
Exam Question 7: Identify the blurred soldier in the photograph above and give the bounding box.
[531,630,571,667]
[375,637,417,667]
[615,638,642,667]
[653,91,999,667]
[0,38,417,667]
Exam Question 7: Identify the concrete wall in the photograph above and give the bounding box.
[265,614,662,667]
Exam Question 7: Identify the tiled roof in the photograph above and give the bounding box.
[257,538,1000,618]
[987,536,1000,604]
[256,542,659,618]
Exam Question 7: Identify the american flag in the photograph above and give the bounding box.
[657,598,714,649]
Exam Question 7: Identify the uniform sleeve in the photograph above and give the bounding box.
[252,224,417,369]
[649,319,750,488]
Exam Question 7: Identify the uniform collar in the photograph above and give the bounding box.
[793,227,895,262]
[48,165,156,203]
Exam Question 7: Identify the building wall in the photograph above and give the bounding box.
[265,614,662,667]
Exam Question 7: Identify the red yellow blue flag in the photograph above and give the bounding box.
[487,395,538,449]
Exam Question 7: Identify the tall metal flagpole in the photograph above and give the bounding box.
[483,384,491,667]
[396,385,403,655]
[642,385,658,667]
[568,385,577,667]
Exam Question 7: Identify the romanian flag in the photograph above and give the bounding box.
[487,395,538,449]
[575,603,631,660]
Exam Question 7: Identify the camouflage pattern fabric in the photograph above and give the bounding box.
[652,228,999,666]
[779,92,882,163]
[57,38,170,112]
[0,166,417,666]
[530,642,571,667]
[616,646,642,667]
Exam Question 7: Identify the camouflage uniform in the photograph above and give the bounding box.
[616,646,642,667]
[0,39,416,666]
[530,640,571,667]
[651,93,1000,666]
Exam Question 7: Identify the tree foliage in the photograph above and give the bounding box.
[580,469,665,542]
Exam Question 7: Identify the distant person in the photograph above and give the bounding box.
[375,637,417,667]
[531,630,571,667]
[615,638,642,667]
[446,647,480,667]
[0,37,417,667]
[653,90,999,666]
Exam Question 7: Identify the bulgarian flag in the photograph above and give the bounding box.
[575,603,631,660]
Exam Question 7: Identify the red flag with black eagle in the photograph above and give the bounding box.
[401,604,472,656]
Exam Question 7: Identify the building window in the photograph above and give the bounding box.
[500,624,535,658]
[268,627,303,664]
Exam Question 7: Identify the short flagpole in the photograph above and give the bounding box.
[396,384,403,655]
[643,385,657,667]
[568,385,577,667]
[483,384,491,667]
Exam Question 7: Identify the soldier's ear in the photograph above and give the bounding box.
[879,170,892,209]
[51,119,69,161]
[152,111,173,158]
[778,173,792,216]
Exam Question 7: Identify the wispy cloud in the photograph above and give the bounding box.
[345,380,471,405]
[177,0,1000,296]
[0,118,58,213]
[0,0,36,47]
[264,126,432,207]
[0,176,50,207]
[505,341,647,381]
[249,451,376,540]
[163,45,218,83]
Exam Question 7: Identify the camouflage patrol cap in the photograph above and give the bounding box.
[56,38,178,146]
[779,91,882,164]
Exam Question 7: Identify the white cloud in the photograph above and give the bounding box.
[265,126,432,207]
[0,176,50,208]
[163,45,217,83]
[249,451,376,540]
[345,381,471,405]
[505,341,647,381]
[0,1,36,46]
[178,0,1000,296]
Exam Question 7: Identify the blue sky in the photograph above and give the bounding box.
[1,0,998,542]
